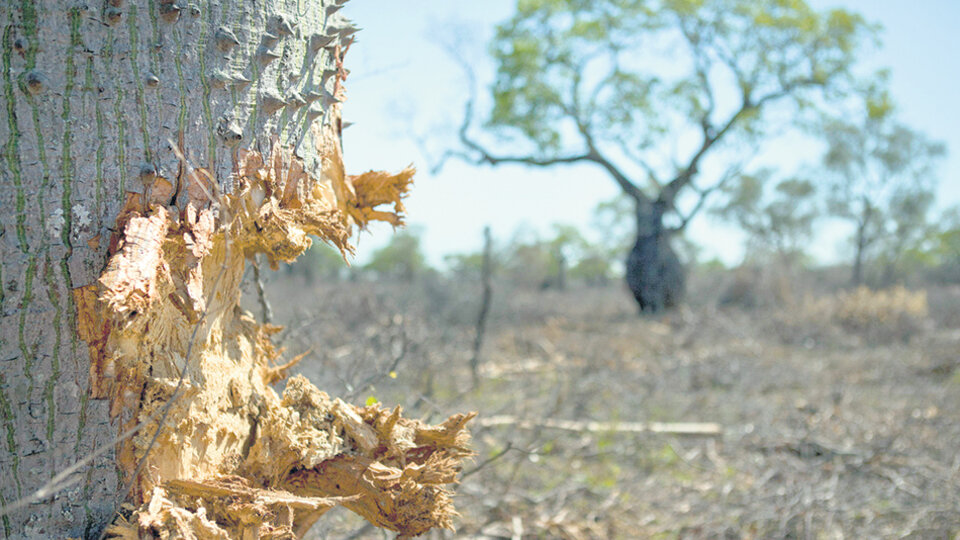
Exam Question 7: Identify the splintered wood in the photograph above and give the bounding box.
[72,118,473,538]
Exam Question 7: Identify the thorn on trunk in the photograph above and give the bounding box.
[287,91,307,110]
[310,33,336,52]
[257,46,281,66]
[159,2,181,22]
[104,7,123,25]
[215,27,240,52]
[25,71,46,95]
[261,91,286,113]
[232,74,251,89]
[218,122,243,146]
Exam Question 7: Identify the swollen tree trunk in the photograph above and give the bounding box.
[625,202,685,313]
[0,2,473,539]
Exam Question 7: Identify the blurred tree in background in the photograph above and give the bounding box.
[294,243,350,284]
[714,170,820,267]
[917,206,960,284]
[451,0,875,312]
[821,78,946,286]
[499,226,556,288]
[445,251,490,281]
[365,227,432,281]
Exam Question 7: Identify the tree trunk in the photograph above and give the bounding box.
[625,202,685,313]
[852,202,874,287]
[554,245,566,291]
[0,2,473,539]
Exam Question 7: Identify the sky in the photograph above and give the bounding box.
[337,1,960,268]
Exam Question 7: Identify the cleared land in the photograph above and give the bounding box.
[259,275,960,539]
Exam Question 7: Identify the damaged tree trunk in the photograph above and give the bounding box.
[0,1,473,539]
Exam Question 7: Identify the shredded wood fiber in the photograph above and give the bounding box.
[74,120,472,538]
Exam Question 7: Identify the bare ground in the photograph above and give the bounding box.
[258,274,960,539]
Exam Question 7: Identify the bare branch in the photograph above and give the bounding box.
[459,442,516,480]
[251,254,273,324]
[661,75,819,208]
[436,34,650,209]
[347,321,409,402]
[615,137,663,190]
[477,415,723,436]
[469,226,494,387]
[679,18,717,134]
[669,162,747,233]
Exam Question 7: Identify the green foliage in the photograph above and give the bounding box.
[714,170,819,263]
[497,221,619,287]
[568,249,614,285]
[500,226,557,287]
[444,251,487,280]
[821,81,946,284]
[295,242,347,283]
[365,228,431,282]
[697,257,727,271]
[915,207,960,284]
[591,195,635,254]
[487,0,873,163]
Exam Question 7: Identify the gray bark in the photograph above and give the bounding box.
[852,199,874,287]
[625,202,685,314]
[0,0,341,537]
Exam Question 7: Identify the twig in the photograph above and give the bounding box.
[470,226,493,387]
[460,442,515,480]
[346,322,408,402]
[477,415,722,436]
[251,254,274,324]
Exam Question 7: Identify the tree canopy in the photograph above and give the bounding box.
[366,228,431,281]
[714,170,819,263]
[460,0,875,223]
[821,79,946,285]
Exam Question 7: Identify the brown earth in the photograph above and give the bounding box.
[262,275,960,539]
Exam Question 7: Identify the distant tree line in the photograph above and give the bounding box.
[284,187,960,293]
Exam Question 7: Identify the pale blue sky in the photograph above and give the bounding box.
[339,1,959,267]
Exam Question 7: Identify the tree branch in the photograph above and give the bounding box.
[679,18,717,135]
[568,89,648,205]
[435,55,593,172]
[669,162,746,233]
[440,43,650,209]
[661,75,821,209]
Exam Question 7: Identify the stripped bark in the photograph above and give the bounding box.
[0,1,472,538]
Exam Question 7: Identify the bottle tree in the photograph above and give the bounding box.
[454,0,874,312]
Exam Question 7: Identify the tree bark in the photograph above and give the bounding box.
[1,2,473,539]
[852,200,874,287]
[625,202,685,313]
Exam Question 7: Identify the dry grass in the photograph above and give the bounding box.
[771,286,931,346]
[256,273,960,539]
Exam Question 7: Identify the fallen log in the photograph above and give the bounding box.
[477,415,722,436]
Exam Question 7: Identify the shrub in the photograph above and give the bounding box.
[780,286,929,345]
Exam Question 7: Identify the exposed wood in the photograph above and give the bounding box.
[0,1,474,538]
